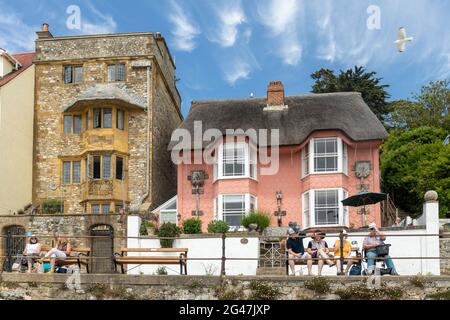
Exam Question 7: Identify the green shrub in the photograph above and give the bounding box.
[241,211,271,232]
[207,220,230,234]
[304,277,331,295]
[182,218,202,234]
[247,281,280,300]
[157,222,181,248]
[139,220,156,236]
[156,266,168,275]
[335,283,403,300]
[42,198,64,214]
[428,290,450,300]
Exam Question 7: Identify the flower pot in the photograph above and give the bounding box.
[147,227,155,236]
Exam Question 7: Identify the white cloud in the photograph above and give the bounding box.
[224,59,252,85]
[168,0,201,52]
[80,4,117,35]
[208,0,247,47]
[256,0,303,65]
[0,10,37,53]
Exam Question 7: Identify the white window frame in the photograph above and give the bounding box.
[303,137,348,176]
[215,141,257,181]
[217,193,257,231]
[152,196,178,226]
[301,188,349,228]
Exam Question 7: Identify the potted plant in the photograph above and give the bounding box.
[146,222,156,236]
[156,222,181,248]
[241,211,271,233]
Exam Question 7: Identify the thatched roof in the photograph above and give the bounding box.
[169,92,388,150]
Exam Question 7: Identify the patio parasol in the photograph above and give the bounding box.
[341,192,387,227]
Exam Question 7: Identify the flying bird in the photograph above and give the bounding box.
[395,27,413,52]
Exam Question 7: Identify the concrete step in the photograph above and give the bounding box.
[256,267,285,276]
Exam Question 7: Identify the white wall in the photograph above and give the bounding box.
[126,216,258,275]
[126,197,441,276]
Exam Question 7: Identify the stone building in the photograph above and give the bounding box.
[32,25,182,215]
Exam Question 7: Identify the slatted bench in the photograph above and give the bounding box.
[40,246,91,273]
[280,239,360,275]
[114,248,188,275]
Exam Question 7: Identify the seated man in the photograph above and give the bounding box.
[307,231,335,276]
[333,230,353,275]
[286,227,312,276]
[363,223,398,275]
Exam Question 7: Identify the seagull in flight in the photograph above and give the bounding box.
[395,27,413,52]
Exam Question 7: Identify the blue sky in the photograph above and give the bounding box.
[1,0,449,116]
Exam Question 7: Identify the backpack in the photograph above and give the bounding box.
[349,264,362,276]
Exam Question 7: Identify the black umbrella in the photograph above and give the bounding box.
[341,192,387,227]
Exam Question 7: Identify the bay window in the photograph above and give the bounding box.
[301,137,348,175]
[214,142,257,180]
[302,188,348,228]
[217,194,257,229]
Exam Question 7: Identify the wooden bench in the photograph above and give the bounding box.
[114,248,188,275]
[40,246,91,273]
[280,239,360,275]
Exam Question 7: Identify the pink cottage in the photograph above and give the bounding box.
[156,81,388,232]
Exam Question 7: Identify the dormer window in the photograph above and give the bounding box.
[214,142,257,180]
[301,137,348,176]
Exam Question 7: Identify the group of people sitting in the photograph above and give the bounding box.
[286,222,398,276]
[20,234,71,273]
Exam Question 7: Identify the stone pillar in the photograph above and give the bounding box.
[423,190,440,275]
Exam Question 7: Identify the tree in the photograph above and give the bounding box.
[311,66,390,122]
[387,80,450,131]
[381,127,450,218]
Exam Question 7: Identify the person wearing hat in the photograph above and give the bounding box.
[333,230,353,275]
[363,223,398,275]
[23,234,42,273]
[286,226,313,276]
[306,231,335,276]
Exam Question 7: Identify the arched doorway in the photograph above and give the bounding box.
[90,224,114,274]
[2,225,26,272]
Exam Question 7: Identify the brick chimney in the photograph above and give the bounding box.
[36,23,53,39]
[267,80,285,106]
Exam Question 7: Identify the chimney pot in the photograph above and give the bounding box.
[42,23,49,31]
[267,80,285,106]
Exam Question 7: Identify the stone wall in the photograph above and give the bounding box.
[150,70,182,208]
[0,274,449,300]
[440,238,450,275]
[0,214,127,270]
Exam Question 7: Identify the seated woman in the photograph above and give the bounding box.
[306,231,335,276]
[333,230,353,275]
[23,235,42,273]
[43,237,71,273]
